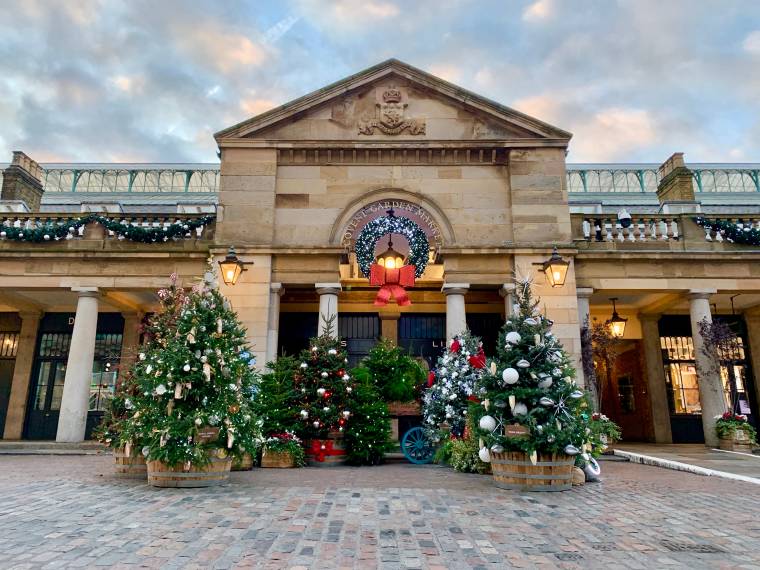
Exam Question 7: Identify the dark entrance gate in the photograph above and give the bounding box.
[467,313,503,356]
[398,313,446,370]
[25,313,124,440]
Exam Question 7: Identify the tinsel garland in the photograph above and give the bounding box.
[694,217,760,246]
[0,214,214,243]
[354,213,429,277]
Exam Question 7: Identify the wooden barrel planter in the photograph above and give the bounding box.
[491,451,575,492]
[306,435,346,467]
[113,447,147,479]
[147,454,232,488]
[231,453,254,471]
[718,431,755,453]
[261,448,296,468]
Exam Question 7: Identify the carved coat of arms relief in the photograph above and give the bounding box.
[358,86,426,135]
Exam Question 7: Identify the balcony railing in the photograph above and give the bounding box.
[577,214,681,242]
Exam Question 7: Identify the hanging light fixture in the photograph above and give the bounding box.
[606,297,628,338]
[375,236,405,270]
[218,246,252,286]
[542,246,569,287]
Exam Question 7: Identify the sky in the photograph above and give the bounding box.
[0,0,759,164]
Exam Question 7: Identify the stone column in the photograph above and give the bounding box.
[575,287,594,396]
[315,283,341,338]
[442,284,469,340]
[266,283,284,364]
[56,288,99,443]
[379,310,400,345]
[688,290,724,447]
[500,283,515,318]
[743,314,760,421]
[640,314,673,443]
[118,312,142,383]
[3,311,42,440]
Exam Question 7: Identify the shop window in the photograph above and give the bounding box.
[617,375,636,413]
[661,336,701,415]
[0,332,19,357]
[90,333,123,412]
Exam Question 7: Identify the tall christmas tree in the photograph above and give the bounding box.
[422,331,486,438]
[294,319,356,440]
[122,266,260,467]
[473,280,594,464]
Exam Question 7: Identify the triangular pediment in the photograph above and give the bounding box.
[215,59,571,143]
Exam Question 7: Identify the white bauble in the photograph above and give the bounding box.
[502,368,519,385]
[490,444,504,454]
[479,415,497,432]
[513,402,528,416]
[155,384,167,395]
[538,378,553,389]
[478,447,491,463]
[300,410,309,419]
[328,348,337,355]
[321,371,329,378]
[505,332,521,344]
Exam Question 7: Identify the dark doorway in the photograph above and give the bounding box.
[339,314,380,368]
[466,313,502,357]
[25,313,124,440]
[0,331,19,438]
[398,313,446,369]
[278,312,319,358]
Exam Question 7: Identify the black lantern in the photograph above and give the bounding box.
[606,297,627,338]
[542,246,569,288]
[375,236,405,270]
[218,246,251,286]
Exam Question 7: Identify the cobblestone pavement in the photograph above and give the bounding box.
[1,455,759,569]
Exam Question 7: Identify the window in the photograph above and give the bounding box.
[661,336,701,414]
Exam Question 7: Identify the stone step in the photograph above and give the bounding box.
[0,441,109,455]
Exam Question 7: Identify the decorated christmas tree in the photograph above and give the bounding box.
[122,266,260,467]
[294,319,356,440]
[473,280,595,465]
[422,331,486,438]
[341,379,393,465]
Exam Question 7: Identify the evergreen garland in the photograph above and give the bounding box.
[354,210,429,277]
[695,217,760,246]
[0,214,214,243]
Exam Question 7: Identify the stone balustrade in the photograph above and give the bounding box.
[698,216,760,242]
[576,214,681,242]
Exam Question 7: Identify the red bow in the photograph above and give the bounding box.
[468,347,486,369]
[450,339,461,353]
[427,371,435,387]
[369,263,415,306]
[308,439,346,462]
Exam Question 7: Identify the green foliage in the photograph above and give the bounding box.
[589,412,622,451]
[342,378,394,465]
[449,438,491,474]
[433,438,454,465]
[473,279,594,457]
[120,270,261,468]
[254,356,300,436]
[357,339,425,402]
[715,413,757,443]
[263,433,306,467]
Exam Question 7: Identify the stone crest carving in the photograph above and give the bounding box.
[358,86,426,135]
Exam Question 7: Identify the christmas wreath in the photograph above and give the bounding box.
[354,211,429,278]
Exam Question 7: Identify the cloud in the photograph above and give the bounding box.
[743,30,760,55]
[523,0,554,22]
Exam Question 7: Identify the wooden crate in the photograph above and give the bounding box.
[113,447,147,480]
[232,453,254,471]
[261,449,295,468]
[491,451,574,492]
[147,455,232,488]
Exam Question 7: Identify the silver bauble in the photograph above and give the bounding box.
[564,444,580,455]
[505,331,522,344]
[516,359,530,368]
[490,444,504,454]
[538,378,553,389]
[539,397,555,406]
[570,390,584,399]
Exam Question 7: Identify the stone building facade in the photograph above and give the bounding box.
[0,60,759,446]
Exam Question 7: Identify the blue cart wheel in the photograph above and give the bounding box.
[401,427,435,464]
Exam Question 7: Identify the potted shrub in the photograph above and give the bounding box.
[590,412,622,454]
[357,339,425,414]
[715,412,757,452]
[261,432,305,468]
[473,280,596,492]
[122,269,261,488]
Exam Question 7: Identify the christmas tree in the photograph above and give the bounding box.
[422,331,486,438]
[473,280,595,464]
[341,379,393,465]
[294,318,356,440]
[254,356,300,436]
[356,339,425,402]
[122,266,260,467]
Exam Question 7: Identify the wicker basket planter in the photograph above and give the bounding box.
[231,453,254,471]
[491,451,575,492]
[113,447,147,480]
[306,435,347,467]
[718,429,755,453]
[147,453,232,488]
[261,448,296,468]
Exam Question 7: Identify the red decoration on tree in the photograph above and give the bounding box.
[450,339,461,354]
[468,347,486,369]
[427,370,435,387]
[369,263,415,306]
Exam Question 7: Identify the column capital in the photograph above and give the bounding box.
[499,283,515,298]
[687,289,716,301]
[576,287,594,299]
[639,313,662,323]
[18,310,42,320]
[315,283,341,296]
[71,287,100,298]
[271,282,284,295]
[442,283,470,296]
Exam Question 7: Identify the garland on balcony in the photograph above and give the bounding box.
[0,214,214,243]
[694,217,760,246]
